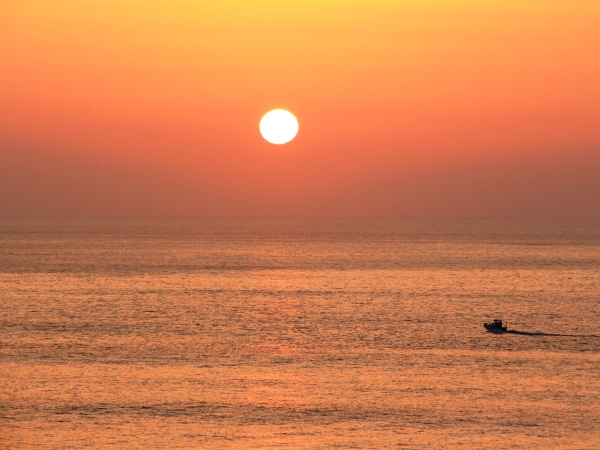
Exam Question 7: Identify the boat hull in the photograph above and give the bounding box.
[484,324,507,333]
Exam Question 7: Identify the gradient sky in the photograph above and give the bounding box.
[1,0,599,217]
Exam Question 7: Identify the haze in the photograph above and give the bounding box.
[1,1,599,218]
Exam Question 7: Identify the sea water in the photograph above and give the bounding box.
[1,219,599,448]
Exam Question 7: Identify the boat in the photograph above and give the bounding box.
[484,319,507,333]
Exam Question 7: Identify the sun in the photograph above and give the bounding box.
[259,109,299,145]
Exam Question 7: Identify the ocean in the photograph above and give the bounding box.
[1,218,599,448]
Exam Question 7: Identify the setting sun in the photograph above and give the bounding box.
[259,109,299,145]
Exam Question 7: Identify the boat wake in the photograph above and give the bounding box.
[506,330,600,338]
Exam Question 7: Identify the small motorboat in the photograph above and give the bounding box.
[484,319,508,333]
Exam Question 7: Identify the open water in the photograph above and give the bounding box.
[1,219,599,449]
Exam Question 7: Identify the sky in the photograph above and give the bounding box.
[1,0,599,218]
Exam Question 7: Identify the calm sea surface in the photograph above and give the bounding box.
[1,219,599,449]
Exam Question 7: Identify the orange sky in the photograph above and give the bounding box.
[1,0,599,217]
